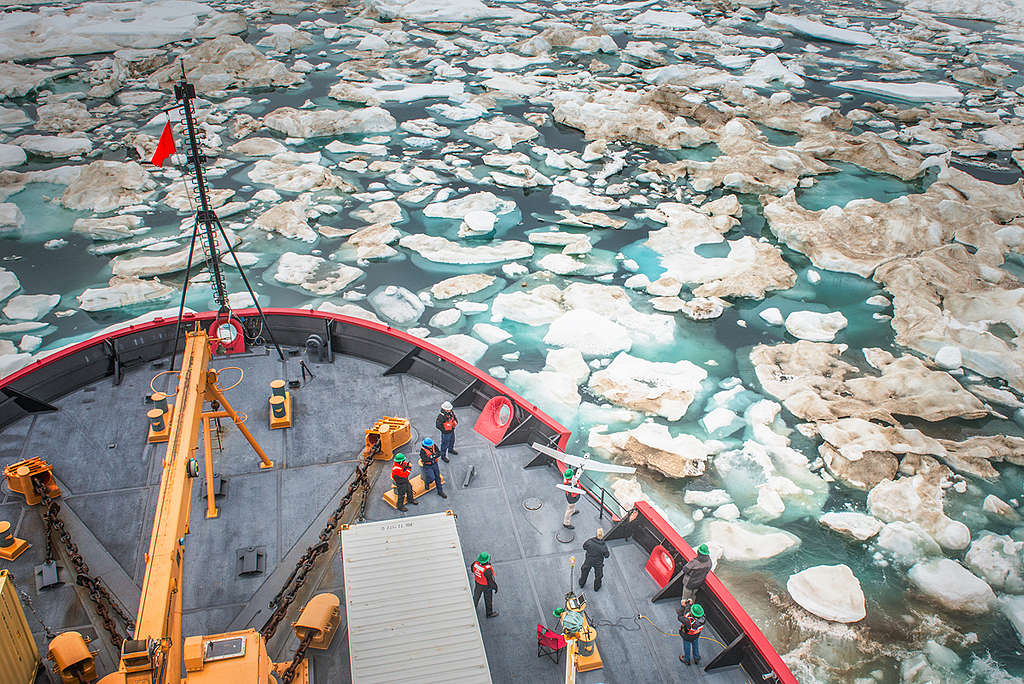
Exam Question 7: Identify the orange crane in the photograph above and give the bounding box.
[46,327,338,684]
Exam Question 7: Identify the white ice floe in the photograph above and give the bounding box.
[706,520,801,562]
[762,12,877,45]
[588,352,707,420]
[368,285,425,325]
[876,521,942,565]
[0,143,26,169]
[424,191,516,219]
[0,269,19,303]
[784,310,848,342]
[552,181,619,211]
[819,511,883,541]
[472,323,511,345]
[3,294,59,321]
[787,565,866,623]
[543,309,632,357]
[684,489,733,508]
[399,235,533,264]
[508,369,581,421]
[316,301,382,324]
[908,558,995,615]
[868,475,971,551]
[273,252,362,295]
[429,334,488,365]
[263,106,396,138]
[430,274,497,300]
[964,534,1024,594]
[0,1,244,61]
[589,422,709,478]
[759,307,784,326]
[833,80,963,103]
[0,204,25,233]
[77,277,174,312]
[629,10,703,30]
[544,348,589,385]
[365,0,536,22]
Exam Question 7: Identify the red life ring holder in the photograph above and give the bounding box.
[209,316,246,355]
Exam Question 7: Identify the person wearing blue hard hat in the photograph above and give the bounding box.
[419,437,447,499]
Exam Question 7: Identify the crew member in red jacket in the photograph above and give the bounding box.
[436,400,458,461]
[391,453,417,512]
[471,551,499,618]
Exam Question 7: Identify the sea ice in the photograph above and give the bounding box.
[429,334,488,365]
[964,534,1024,594]
[60,161,155,212]
[263,106,396,138]
[0,143,26,169]
[588,353,707,420]
[908,559,995,615]
[833,80,963,104]
[706,520,800,562]
[424,192,515,219]
[588,422,709,478]
[787,565,866,623]
[762,12,877,45]
[3,294,59,321]
[868,475,971,551]
[818,511,883,541]
[273,252,362,295]
[77,277,175,312]
[0,269,18,303]
[784,310,848,342]
[399,235,533,264]
[430,274,496,300]
[543,348,589,384]
[368,285,424,325]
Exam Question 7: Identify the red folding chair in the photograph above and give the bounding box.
[537,623,566,664]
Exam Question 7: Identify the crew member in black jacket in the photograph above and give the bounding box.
[578,527,610,591]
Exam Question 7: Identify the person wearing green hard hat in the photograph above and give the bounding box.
[391,453,417,512]
[562,467,581,529]
[680,543,712,606]
[677,602,706,665]
[470,551,499,618]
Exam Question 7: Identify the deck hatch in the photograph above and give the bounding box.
[342,512,492,683]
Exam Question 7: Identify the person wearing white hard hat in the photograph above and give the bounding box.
[436,400,458,461]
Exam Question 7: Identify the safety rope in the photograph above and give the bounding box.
[259,443,378,642]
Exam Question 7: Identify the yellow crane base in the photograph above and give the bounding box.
[365,416,410,460]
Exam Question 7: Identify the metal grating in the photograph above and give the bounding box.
[342,512,492,684]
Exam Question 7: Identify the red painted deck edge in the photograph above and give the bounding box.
[635,501,798,684]
[0,308,572,452]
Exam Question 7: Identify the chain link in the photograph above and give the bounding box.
[34,480,134,649]
[260,445,377,642]
[280,630,315,684]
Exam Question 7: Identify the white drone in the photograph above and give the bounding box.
[532,443,636,496]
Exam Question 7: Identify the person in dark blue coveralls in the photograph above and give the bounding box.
[419,437,447,499]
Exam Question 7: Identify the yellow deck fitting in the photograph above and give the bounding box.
[146,403,174,443]
[293,593,341,650]
[272,658,309,684]
[365,416,410,460]
[48,631,97,684]
[3,457,60,505]
[269,379,292,430]
[383,475,445,509]
[0,521,29,561]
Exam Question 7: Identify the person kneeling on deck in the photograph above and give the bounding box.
[392,454,418,512]
[680,544,712,605]
[678,603,705,665]
[419,437,447,499]
[578,527,609,591]
[436,401,458,460]
[562,468,581,529]
[471,552,499,618]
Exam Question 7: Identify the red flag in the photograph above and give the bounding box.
[151,122,176,167]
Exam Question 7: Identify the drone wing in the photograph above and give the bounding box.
[532,443,637,474]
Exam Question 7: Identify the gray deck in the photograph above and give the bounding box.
[0,347,744,684]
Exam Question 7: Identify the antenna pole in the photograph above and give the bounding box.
[174,61,228,312]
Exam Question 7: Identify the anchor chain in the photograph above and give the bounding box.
[35,480,135,649]
[18,585,55,639]
[280,631,315,684]
[260,445,377,642]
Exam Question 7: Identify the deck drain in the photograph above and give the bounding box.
[522,497,543,511]
[556,529,575,544]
